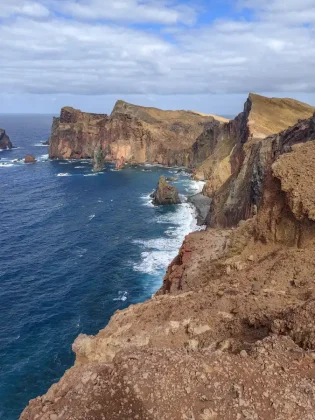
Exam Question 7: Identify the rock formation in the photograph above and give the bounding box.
[24,155,36,163]
[48,102,224,165]
[92,148,104,172]
[0,128,13,149]
[21,97,315,420]
[115,156,125,170]
[151,176,181,205]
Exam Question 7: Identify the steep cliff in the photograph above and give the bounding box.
[49,102,220,165]
[210,113,315,229]
[190,93,315,197]
[0,128,13,149]
[22,101,315,419]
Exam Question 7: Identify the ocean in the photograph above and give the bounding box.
[0,114,203,419]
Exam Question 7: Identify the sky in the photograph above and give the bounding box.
[1,0,315,115]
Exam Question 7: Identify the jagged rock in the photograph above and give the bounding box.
[166,176,178,182]
[151,176,181,206]
[115,156,125,170]
[24,155,36,163]
[92,149,104,172]
[0,128,13,150]
[48,102,222,164]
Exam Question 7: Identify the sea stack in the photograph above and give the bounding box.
[0,129,13,150]
[92,149,104,172]
[115,156,125,170]
[24,155,36,163]
[151,176,181,205]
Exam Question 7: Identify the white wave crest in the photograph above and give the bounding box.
[57,173,71,177]
[133,202,204,276]
[113,291,128,302]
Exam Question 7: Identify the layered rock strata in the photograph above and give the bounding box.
[49,103,220,166]
[0,128,13,149]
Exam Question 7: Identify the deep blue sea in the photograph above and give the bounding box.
[0,114,203,419]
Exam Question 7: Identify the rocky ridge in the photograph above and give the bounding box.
[21,96,315,420]
[49,102,221,166]
[0,128,13,150]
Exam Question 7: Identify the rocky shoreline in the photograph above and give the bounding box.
[21,94,315,419]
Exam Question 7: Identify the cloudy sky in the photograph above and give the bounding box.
[1,0,315,115]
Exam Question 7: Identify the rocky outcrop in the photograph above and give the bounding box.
[0,129,12,149]
[115,156,125,170]
[210,113,315,230]
[190,93,315,197]
[24,155,36,163]
[92,149,104,172]
[151,176,180,205]
[49,102,219,166]
[21,99,315,420]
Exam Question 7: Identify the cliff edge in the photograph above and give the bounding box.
[21,97,315,420]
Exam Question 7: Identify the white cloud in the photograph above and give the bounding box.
[0,0,50,18]
[1,0,315,113]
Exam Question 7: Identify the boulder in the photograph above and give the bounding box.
[151,176,181,205]
[0,129,13,150]
[166,176,178,182]
[24,155,36,163]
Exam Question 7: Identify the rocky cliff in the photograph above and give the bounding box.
[49,102,222,165]
[0,128,13,149]
[190,93,315,196]
[21,97,315,420]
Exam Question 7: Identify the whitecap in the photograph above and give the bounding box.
[57,173,71,177]
[74,166,86,169]
[133,202,204,276]
[0,163,14,167]
[33,143,48,147]
[89,214,95,221]
[140,193,154,208]
[113,291,128,302]
[84,173,98,177]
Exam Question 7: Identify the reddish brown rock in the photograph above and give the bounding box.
[49,102,220,165]
[24,154,36,163]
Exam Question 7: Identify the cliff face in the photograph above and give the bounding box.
[0,129,12,149]
[210,113,315,229]
[190,93,315,198]
[22,96,315,419]
[49,102,218,164]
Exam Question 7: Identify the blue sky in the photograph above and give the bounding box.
[1,0,315,115]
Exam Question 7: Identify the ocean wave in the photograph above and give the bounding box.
[89,214,95,221]
[33,143,48,147]
[74,166,86,169]
[133,202,204,276]
[113,291,128,302]
[84,173,99,177]
[57,173,71,177]
[140,193,154,208]
[0,163,14,167]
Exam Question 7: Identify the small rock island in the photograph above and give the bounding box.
[151,175,181,205]
[0,129,13,150]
